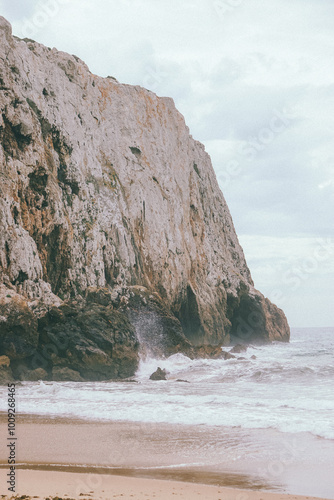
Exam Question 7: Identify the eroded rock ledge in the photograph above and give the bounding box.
[0,17,289,382]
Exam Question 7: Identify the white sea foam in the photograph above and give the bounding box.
[0,328,333,439]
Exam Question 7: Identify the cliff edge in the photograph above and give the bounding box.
[0,17,289,382]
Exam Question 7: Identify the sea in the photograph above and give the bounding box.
[1,327,334,498]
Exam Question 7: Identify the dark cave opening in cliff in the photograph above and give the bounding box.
[177,285,203,345]
[230,295,266,344]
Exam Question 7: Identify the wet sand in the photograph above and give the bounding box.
[0,414,332,499]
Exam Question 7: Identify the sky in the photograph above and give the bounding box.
[1,0,333,327]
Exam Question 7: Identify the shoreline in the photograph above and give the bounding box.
[0,414,333,499]
[0,462,279,492]
[0,469,332,500]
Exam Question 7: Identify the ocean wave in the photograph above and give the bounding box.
[0,328,333,441]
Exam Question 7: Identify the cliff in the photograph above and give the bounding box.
[0,17,289,382]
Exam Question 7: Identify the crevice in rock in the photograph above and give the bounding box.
[12,205,20,224]
[28,165,48,197]
[0,115,32,154]
[103,249,114,287]
[12,270,29,285]
[130,146,141,157]
[5,241,10,268]
[42,224,71,295]
[193,162,201,177]
[51,126,73,158]
[48,127,79,198]
[177,284,203,344]
[26,97,52,139]
[57,162,80,196]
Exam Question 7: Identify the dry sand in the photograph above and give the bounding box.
[0,468,331,500]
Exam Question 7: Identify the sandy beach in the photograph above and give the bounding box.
[0,414,333,500]
[0,2,333,499]
[0,468,332,500]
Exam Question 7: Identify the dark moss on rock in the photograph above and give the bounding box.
[37,301,139,381]
[0,295,38,359]
[52,366,83,382]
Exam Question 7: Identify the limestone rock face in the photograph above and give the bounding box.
[0,17,289,380]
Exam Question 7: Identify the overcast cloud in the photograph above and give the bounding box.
[1,0,333,327]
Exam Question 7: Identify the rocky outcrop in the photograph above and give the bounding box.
[150,367,168,381]
[0,355,13,383]
[0,17,289,381]
[186,345,235,360]
[52,367,83,382]
[11,297,139,381]
[230,344,248,354]
[0,286,39,359]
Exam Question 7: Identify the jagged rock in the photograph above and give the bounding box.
[187,345,223,359]
[0,355,10,367]
[229,290,289,344]
[0,16,12,39]
[0,366,13,384]
[52,367,83,382]
[37,301,139,380]
[196,345,224,359]
[237,357,246,361]
[230,344,248,354]
[150,367,168,381]
[85,287,115,307]
[251,355,257,360]
[0,355,13,383]
[185,345,235,360]
[0,17,290,380]
[18,279,63,318]
[22,367,48,381]
[0,286,38,359]
[221,350,236,360]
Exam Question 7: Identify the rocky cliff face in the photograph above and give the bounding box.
[0,17,289,382]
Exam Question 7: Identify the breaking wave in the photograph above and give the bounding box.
[0,327,333,439]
